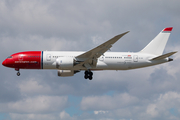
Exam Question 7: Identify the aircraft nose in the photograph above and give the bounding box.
[2,60,6,66]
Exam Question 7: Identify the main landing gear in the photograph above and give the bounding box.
[84,70,93,80]
[15,68,20,76]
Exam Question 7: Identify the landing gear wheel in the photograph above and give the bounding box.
[17,72,20,76]
[89,72,93,76]
[84,70,93,80]
[84,75,88,79]
[89,76,93,80]
[85,71,88,75]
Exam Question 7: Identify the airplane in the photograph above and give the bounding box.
[2,27,177,80]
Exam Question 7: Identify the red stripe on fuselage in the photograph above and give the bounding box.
[5,51,42,69]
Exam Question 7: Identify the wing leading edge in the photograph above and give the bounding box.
[75,31,129,69]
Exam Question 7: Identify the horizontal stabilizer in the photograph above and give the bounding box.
[150,51,177,61]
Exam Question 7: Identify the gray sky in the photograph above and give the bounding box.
[0,0,180,120]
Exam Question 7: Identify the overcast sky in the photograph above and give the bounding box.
[0,0,180,120]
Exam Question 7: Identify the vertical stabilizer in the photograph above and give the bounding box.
[140,27,173,55]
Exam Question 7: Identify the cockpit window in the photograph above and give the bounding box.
[7,56,13,58]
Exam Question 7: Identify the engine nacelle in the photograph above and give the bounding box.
[58,70,74,77]
[56,57,74,69]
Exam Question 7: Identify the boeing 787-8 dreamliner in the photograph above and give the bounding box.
[2,27,177,80]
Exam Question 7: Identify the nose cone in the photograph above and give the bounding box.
[2,60,6,66]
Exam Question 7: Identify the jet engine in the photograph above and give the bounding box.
[56,57,75,69]
[57,70,80,77]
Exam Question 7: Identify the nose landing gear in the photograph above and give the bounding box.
[84,70,93,80]
[17,72,20,76]
[15,68,20,76]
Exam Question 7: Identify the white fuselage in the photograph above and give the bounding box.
[42,51,168,70]
[2,27,175,79]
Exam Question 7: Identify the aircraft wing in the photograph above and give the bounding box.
[75,31,129,69]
